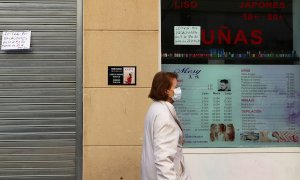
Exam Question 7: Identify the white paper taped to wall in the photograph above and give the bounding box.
[174,26,201,45]
[1,31,31,50]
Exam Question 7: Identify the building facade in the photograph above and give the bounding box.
[0,0,299,179]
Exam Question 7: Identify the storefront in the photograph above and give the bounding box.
[1,0,299,179]
[161,0,300,148]
[86,0,300,179]
[161,0,300,179]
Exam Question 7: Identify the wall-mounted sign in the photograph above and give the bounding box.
[108,66,136,85]
[174,26,201,45]
[1,31,31,50]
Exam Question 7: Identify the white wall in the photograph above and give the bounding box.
[184,148,300,180]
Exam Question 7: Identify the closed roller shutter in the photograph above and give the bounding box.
[0,0,82,180]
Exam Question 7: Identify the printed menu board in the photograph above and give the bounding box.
[162,64,300,147]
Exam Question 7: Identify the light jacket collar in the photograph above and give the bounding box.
[161,101,183,132]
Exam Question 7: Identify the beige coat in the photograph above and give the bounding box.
[141,101,192,180]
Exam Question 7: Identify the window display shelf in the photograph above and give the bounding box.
[224,57,299,64]
[161,57,299,65]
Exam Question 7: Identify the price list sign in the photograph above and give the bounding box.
[162,64,300,147]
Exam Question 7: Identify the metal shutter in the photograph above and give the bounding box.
[0,0,82,179]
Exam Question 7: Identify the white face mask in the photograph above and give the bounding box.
[171,87,182,101]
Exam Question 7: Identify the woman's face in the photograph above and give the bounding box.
[211,125,216,132]
[220,82,228,90]
[226,126,233,134]
[272,132,279,138]
[218,125,225,132]
[167,78,178,99]
[218,125,222,132]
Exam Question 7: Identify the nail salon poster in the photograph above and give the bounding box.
[161,0,299,147]
[162,64,300,147]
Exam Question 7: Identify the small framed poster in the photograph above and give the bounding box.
[108,66,136,85]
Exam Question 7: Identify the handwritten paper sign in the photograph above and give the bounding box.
[174,26,201,45]
[1,31,31,50]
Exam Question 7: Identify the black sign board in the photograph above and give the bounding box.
[108,66,136,85]
[161,0,299,64]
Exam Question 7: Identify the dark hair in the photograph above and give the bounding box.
[226,124,235,141]
[218,123,226,132]
[148,71,178,101]
[220,79,229,84]
[210,124,217,142]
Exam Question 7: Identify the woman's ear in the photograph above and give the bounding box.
[166,89,171,95]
